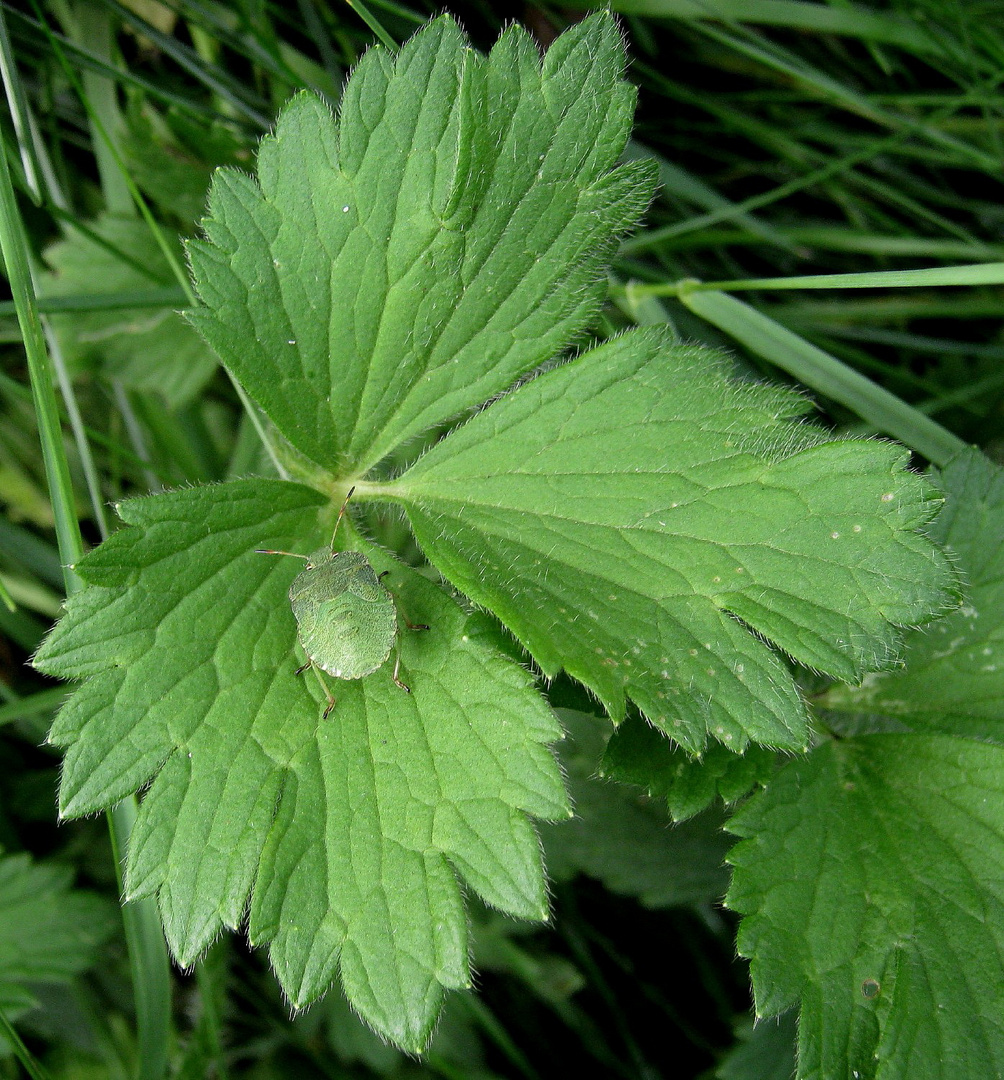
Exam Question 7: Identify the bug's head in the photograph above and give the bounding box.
[305,547,334,568]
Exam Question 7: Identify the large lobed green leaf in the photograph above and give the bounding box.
[186,13,655,474]
[33,480,568,1050]
[389,328,956,753]
[726,452,1004,1080]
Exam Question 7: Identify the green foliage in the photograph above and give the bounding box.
[716,1012,797,1080]
[0,851,115,1019]
[29,6,959,1054]
[7,0,1004,1074]
[821,450,1004,743]
[186,17,655,475]
[120,101,249,228]
[602,714,778,821]
[726,451,1004,1079]
[541,710,732,906]
[34,478,567,1049]
[393,329,955,752]
[40,216,217,408]
[728,735,1004,1079]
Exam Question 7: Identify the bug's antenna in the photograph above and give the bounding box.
[332,486,356,546]
[255,549,309,559]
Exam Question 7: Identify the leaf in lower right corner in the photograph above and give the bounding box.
[726,735,1004,1080]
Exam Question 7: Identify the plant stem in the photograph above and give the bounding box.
[0,99,173,1080]
[109,798,173,1080]
[0,108,82,586]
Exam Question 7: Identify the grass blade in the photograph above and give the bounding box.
[676,286,968,466]
[602,0,941,54]
[0,109,82,586]
[0,64,173,1080]
[688,262,1004,292]
[109,796,173,1080]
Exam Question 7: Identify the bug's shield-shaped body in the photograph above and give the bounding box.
[289,549,397,679]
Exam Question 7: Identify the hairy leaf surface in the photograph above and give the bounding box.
[33,480,567,1050]
[391,328,956,752]
[727,736,1004,1080]
[821,450,1004,742]
[30,10,969,1061]
[187,13,655,473]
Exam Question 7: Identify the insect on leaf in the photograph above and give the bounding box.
[33,480,569,1049]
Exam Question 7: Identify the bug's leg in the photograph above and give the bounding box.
[391,648,411,693]
[294,660,312,676]
[309,665,337,717]
[405,620,430,632]
[377,570,390,581]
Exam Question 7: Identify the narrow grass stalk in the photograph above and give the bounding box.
[44,320,110,537]
[0,22,111,537]
[0,107,172,1080]
[688,262,1004,293]
[112,382,162,492]
[625,62,1003,251]
[29,0,196,303]
[90,0,272,127]
[676,286,969,467]
[692,21,995,168]
[452,994,542,1080]
[0,1006,52,1080]
[608,0,940,53]
[346,0,398,50]
[0,120,82,586]
[109,798,173,1080]
[0,287,190,316]
[194,957,228,1080]
[0,8,42,203]
[229,376,289,480]
[76,6,132,216]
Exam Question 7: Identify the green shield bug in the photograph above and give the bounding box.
[257,488,423,716]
